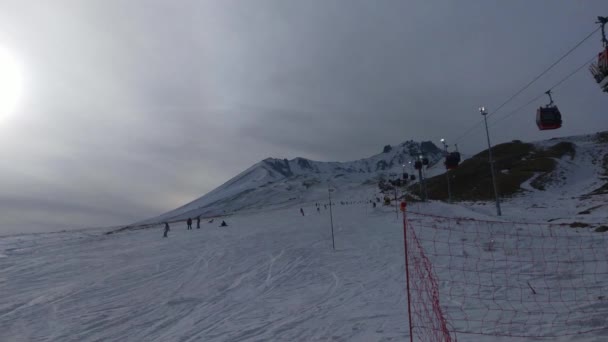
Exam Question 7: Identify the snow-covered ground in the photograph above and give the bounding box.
[461,133,608,224]
[1,199,415,341]
[1,132,607,341]
[2,191,608,341]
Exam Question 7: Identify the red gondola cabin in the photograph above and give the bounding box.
[536,90,562,131]
[589,17,608,92]
[536,106,562,130]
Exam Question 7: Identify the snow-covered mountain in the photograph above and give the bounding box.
[142,140,443,223]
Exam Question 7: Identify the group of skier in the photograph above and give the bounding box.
[185,217,200,230]
[163,198,381,237]
[298,199,379,217]
[163,217,228,237]
[301,203,327,216]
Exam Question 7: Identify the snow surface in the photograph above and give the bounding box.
[2,195,607,341]
[461,133,608,224]
[1,198,416,341]
[1,132,607,341]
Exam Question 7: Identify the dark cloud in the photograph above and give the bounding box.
[0,0,606,233]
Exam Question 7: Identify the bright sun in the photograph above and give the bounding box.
[0,46,24,121]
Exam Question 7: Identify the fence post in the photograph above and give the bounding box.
[402,201,414,342]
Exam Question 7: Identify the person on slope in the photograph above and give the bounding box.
[163,222,170,237]
[187,218,193,230]
[220,220,228,227]
[196,216,201,229]
[300,208,305,216]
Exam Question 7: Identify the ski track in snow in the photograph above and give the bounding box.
[1,134,607,341]
[4,196,607,341]
[0,202,413,342]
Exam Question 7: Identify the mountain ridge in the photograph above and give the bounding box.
[140,140,444,224]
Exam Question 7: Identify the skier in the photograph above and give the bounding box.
[163,222,170,237]
[373,202,377,208]
[317,207,320,213]
[220,220,228,227]
[300,208,305,216]
[187,218,192,230]
[196,216,201,229]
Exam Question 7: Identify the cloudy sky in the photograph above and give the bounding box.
[0,1,606,234]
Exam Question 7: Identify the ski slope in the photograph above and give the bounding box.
[2,193,608,341]
[1,132,607,341]
[1,198,416,341]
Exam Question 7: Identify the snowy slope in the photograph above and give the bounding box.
[2,132,607,341]
[142,140,443,224]
[0,200,414,342]
[459,132,608,223]
[2,192,607,341]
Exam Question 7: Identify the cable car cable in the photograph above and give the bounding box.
[550,54,598,90]
[489,54,597,128]
[451,28,600,145]
[486,27,600,120]
[451,121,485,145]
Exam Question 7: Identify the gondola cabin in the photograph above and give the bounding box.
[536,90,562,131]
[445,152,461,170]
[590,47,608,92]
[590,48,608,84]
[589,17,608,92]
[414,160,423,170]
[422,158,429,166]
[536,106,562,130]
[410,174,416,181]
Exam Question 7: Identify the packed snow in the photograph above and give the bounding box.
[1,197,415,341]
[1,133,607,341]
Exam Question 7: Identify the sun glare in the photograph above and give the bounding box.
[0,46,24,122]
